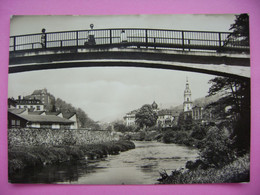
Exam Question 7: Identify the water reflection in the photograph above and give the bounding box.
[9,141,198,184]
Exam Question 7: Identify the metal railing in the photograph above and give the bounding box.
[9,28,249,53]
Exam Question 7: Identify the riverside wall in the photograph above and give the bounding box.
[8,128,119,147]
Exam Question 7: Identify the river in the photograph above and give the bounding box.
[9,141,198,184]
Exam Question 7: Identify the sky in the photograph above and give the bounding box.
[8,14,237,122]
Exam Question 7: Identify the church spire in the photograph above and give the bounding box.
[183,77,192,112]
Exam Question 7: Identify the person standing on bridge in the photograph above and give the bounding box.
[88,24,96,45]
[120,30,128,43]
[41,28,46,48]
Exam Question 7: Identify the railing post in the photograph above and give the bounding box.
[218,32,222,47]
[13,36,16,51]
[110,29,112,44]
[45,33,47,48]
[145,29,148,48]
[182,31,185,51]
[76,31,78,47]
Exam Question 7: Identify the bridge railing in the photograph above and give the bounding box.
[9,28,249,53]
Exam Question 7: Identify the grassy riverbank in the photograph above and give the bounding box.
[158,153,249,184]
[9,140,135,175]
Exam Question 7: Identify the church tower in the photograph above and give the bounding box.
[183,78,192,112]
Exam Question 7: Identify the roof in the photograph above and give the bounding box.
[17,114,74,124]
[151,101,158,109]
[62,112,76,119]
[28,111,45,115]
[31,89,47,95]
[126,109,139,115]
[8,108,27,115]
[45,112,61,116]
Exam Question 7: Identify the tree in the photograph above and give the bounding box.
[177,112,193,130]
[207,76,250,153]
[208,77,250,117]
[226,14,249,47]
[135,104,158,129]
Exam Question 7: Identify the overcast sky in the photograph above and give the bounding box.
[8,14,237,122]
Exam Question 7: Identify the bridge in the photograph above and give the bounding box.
[9,28,250,78]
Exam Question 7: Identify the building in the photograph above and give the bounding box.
[8,98,17,109]
[8,107,77,130]
[26,88,51,110]
[192,106,203,120]
[157,109,176,128]
[15,96,44,111]
[62,112,79,129]
[124,101,180,128]
[183,78,204,121]
[183,78,193,112]
[8,111,74,129]
[124,110,138,127]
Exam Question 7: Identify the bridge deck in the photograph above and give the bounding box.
[9,28,249,53]
[9,28,250,78]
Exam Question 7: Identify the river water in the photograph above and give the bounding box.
[10,141,198,184]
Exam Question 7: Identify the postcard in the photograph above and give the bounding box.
[8,14,250,184]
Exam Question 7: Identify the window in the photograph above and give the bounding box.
[37,106,41,110]
[16,120,20,126]
[11,120,16,126]
[52,124,60,129]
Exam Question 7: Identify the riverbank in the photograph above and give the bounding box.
[8,140,135,175]
[158,153,250,184]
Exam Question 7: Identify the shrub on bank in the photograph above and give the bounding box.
[199,126,236,168]
[8,140,135,175]
[158,153,249,184]
[161,129,197,147]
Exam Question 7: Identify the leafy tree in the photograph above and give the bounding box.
[135,104,158,129]
[199,126,236,168]
[208,77,250,117]
[225,14,249,47]
[207,76,250,153]
[177,112,193,130]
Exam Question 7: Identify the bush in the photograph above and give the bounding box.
[199,126,236,168]
[191,124,206,140]
[158,153,249,184]
[162,130,175,143]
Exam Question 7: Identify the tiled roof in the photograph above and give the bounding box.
[8,108,27,115]
[158,109,173,115]
[62,112,76,119]
[18,114,74,124]
[158,109,180,116]
[28,111,45,115]
[126,109,139,115]
[45,112,61,116]
[31,89,47,95]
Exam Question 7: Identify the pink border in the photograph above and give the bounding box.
[1,0,259,194]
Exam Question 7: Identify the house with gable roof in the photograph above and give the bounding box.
[62,112,79,129]
[8,109,75,129]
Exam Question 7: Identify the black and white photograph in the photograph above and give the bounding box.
[8,14,250,184]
